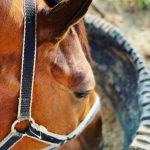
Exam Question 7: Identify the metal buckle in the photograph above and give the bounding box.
[11,118,35,133]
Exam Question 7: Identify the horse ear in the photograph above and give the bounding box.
[44,0,61,7]
[40,0,92,43]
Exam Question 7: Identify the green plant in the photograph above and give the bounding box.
[138,0,150,8]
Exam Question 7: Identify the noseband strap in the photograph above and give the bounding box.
[0,0,101,149]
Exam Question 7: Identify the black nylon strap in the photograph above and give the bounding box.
[26,125,66,145]
[0,131,23,150]
[18,0,36,120]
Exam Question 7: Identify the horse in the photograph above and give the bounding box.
[0,0,102,149]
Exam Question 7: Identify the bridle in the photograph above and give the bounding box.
[0,0,101,150]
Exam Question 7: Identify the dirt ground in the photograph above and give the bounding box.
[96,86,124,150]
[89,0,150,67]
[88,1,150,150]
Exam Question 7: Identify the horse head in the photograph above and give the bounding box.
[37,0,95,96]
[0,0,100,149]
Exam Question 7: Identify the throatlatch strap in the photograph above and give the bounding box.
[0,131,23,150]
[18,0,36,120]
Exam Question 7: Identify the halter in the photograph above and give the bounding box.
[0,0,101,149]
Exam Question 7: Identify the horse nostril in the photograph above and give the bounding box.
[74,91,90,99]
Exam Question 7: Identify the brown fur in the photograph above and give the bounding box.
[0,0,102,149]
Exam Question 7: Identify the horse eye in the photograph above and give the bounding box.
[74,91,90,99]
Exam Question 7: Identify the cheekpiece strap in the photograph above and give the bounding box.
[18,0,37,121]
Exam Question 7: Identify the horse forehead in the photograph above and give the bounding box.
[60,27,82,50]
